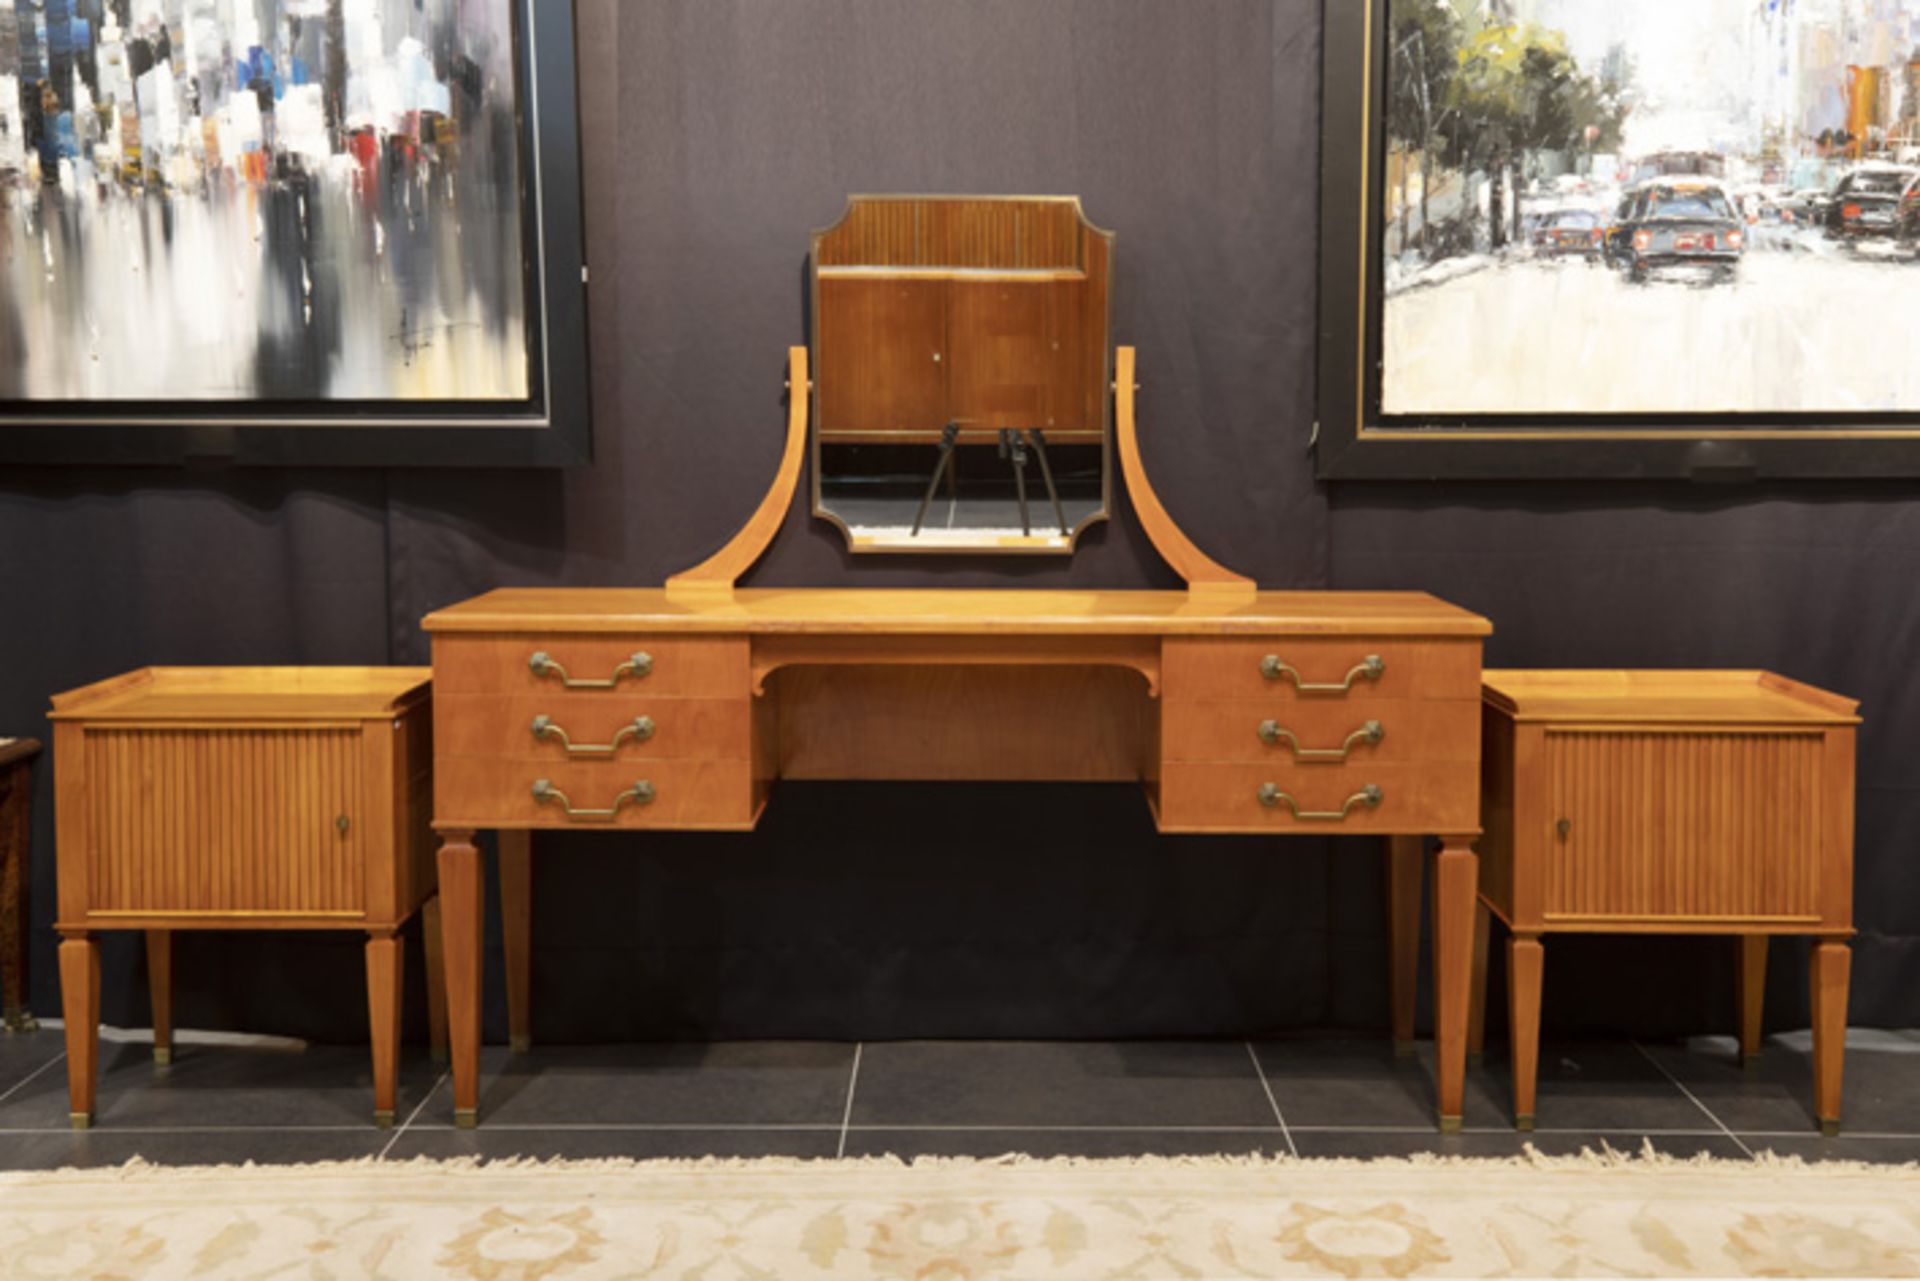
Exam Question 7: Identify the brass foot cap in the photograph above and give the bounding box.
[454,1108,479,1130]
[431,1047,450,1066]
[373,1109,396,1130]
[69,1112,92,1131]
[1516,1114,1536,1133]
[3,1013,39,1034]
[510,1036,532,1054]
[1820,1118,1842,1138]
[153,1047,172,1066]
[1392,1039,1417,1061]
[1467,1051,1484,1068]
[1437,1115,1463,1135]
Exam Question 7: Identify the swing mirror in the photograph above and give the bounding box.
[810,195,1113,554]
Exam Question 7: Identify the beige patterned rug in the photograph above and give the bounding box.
[3,1148,1919,1279]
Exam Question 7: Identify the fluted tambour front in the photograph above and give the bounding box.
[1545,729,1822,921]
[84,728,364,914]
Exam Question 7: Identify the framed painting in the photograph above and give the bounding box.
[0,0,588,467]
[1318,0,1920,479]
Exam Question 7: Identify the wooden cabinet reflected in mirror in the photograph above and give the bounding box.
[811,196,1114,554]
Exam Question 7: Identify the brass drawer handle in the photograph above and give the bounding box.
[531,714,656,756]
[1257,782,1383,820]
[530,778,656,821]
[1259,653,1385,693]
[1258,719,1384,761]
[528,650,653,689]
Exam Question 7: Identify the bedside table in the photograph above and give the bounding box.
[0,737,40,1032]
[1476,671,1859,1136]
[50,669,446,1128]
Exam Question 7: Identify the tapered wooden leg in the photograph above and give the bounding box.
[437,830,484,1128]
[1507,935,1544,1131]
[499,829,533,1054]
[1468,900,1491,1065]
[145,930,173,1065]
[422,895,449,1065]
[1811,941,1850,1137]
[366,932,402,1128]
[0,770,33,1033]
[1386,835,1424,1056]
[1430,837,1479,1132]
[58,935,100,1129]
[1739,935,1768,1062]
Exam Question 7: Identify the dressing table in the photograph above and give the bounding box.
[426,198,1492,1130]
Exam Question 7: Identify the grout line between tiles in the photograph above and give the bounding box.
[1245,1041,1298,1158]
[0,1122,1788,1137]
[0,1051,66,1110]
[836,1043,863,1159]
[378,1070,448,1160]
[400,1123,843,1134]
[0,1125,386,1135]
[0,1121,1886,1137]
[1632,1039,1754,1158]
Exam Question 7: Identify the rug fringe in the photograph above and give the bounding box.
[5,1140,1916,1185]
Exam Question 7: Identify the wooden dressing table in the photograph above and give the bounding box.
[426,349,1493,1129]
[426,198,1491,1130]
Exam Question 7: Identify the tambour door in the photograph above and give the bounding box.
[80,725,368,917]
[1543,727,1825,925]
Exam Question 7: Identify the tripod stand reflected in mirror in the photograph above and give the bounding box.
[911,424,1070,539]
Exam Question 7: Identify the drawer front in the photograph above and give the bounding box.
[435,694,751,763]
[1163,638,1480,702]
[434,635,749,698]
[436,757,759,829]
[1156,761,1477,833]
[1543,729,1824,923]
[80,727,367,916]
[1162,699,1477,765]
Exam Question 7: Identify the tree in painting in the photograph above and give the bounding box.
[1382,0,1920,416]
[0,0,528,403]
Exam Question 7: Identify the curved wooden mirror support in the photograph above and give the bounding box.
[664,343,1253,602]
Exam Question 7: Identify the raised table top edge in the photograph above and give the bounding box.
[49,667,434,723]
[1482,668,1859,726]
[422,588,1493,637]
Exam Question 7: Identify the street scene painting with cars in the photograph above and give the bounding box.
[1382,0,1920,416]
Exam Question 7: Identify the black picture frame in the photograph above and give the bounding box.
[0,0,590,469]
[1316,0,1920,482]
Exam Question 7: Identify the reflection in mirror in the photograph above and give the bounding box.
[811,196,1113,554]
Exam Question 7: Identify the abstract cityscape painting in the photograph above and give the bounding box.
[1378,0,1920,417]
[0,0,550,420]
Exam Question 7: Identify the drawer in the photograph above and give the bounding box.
[1154,761,1478,833]
[1161,699,1477,765]
[434,636,749,698]
[1162,638,1480,702]
[436,758,760,829]
[434,694,751,762]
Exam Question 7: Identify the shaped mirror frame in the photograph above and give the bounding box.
[810,196,1113,554]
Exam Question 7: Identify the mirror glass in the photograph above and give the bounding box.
[812,196,1112,554]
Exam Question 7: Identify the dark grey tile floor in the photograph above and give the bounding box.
[0,1028,1916,1170]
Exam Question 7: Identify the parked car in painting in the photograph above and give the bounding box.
[1783,188,1831,225]
[1899,173,1920,246]
[1823,164,1919,241]
[1531,208,1605,259]
[1605,180,1745,283]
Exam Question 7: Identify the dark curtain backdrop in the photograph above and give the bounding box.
[2,0,1916,1048]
